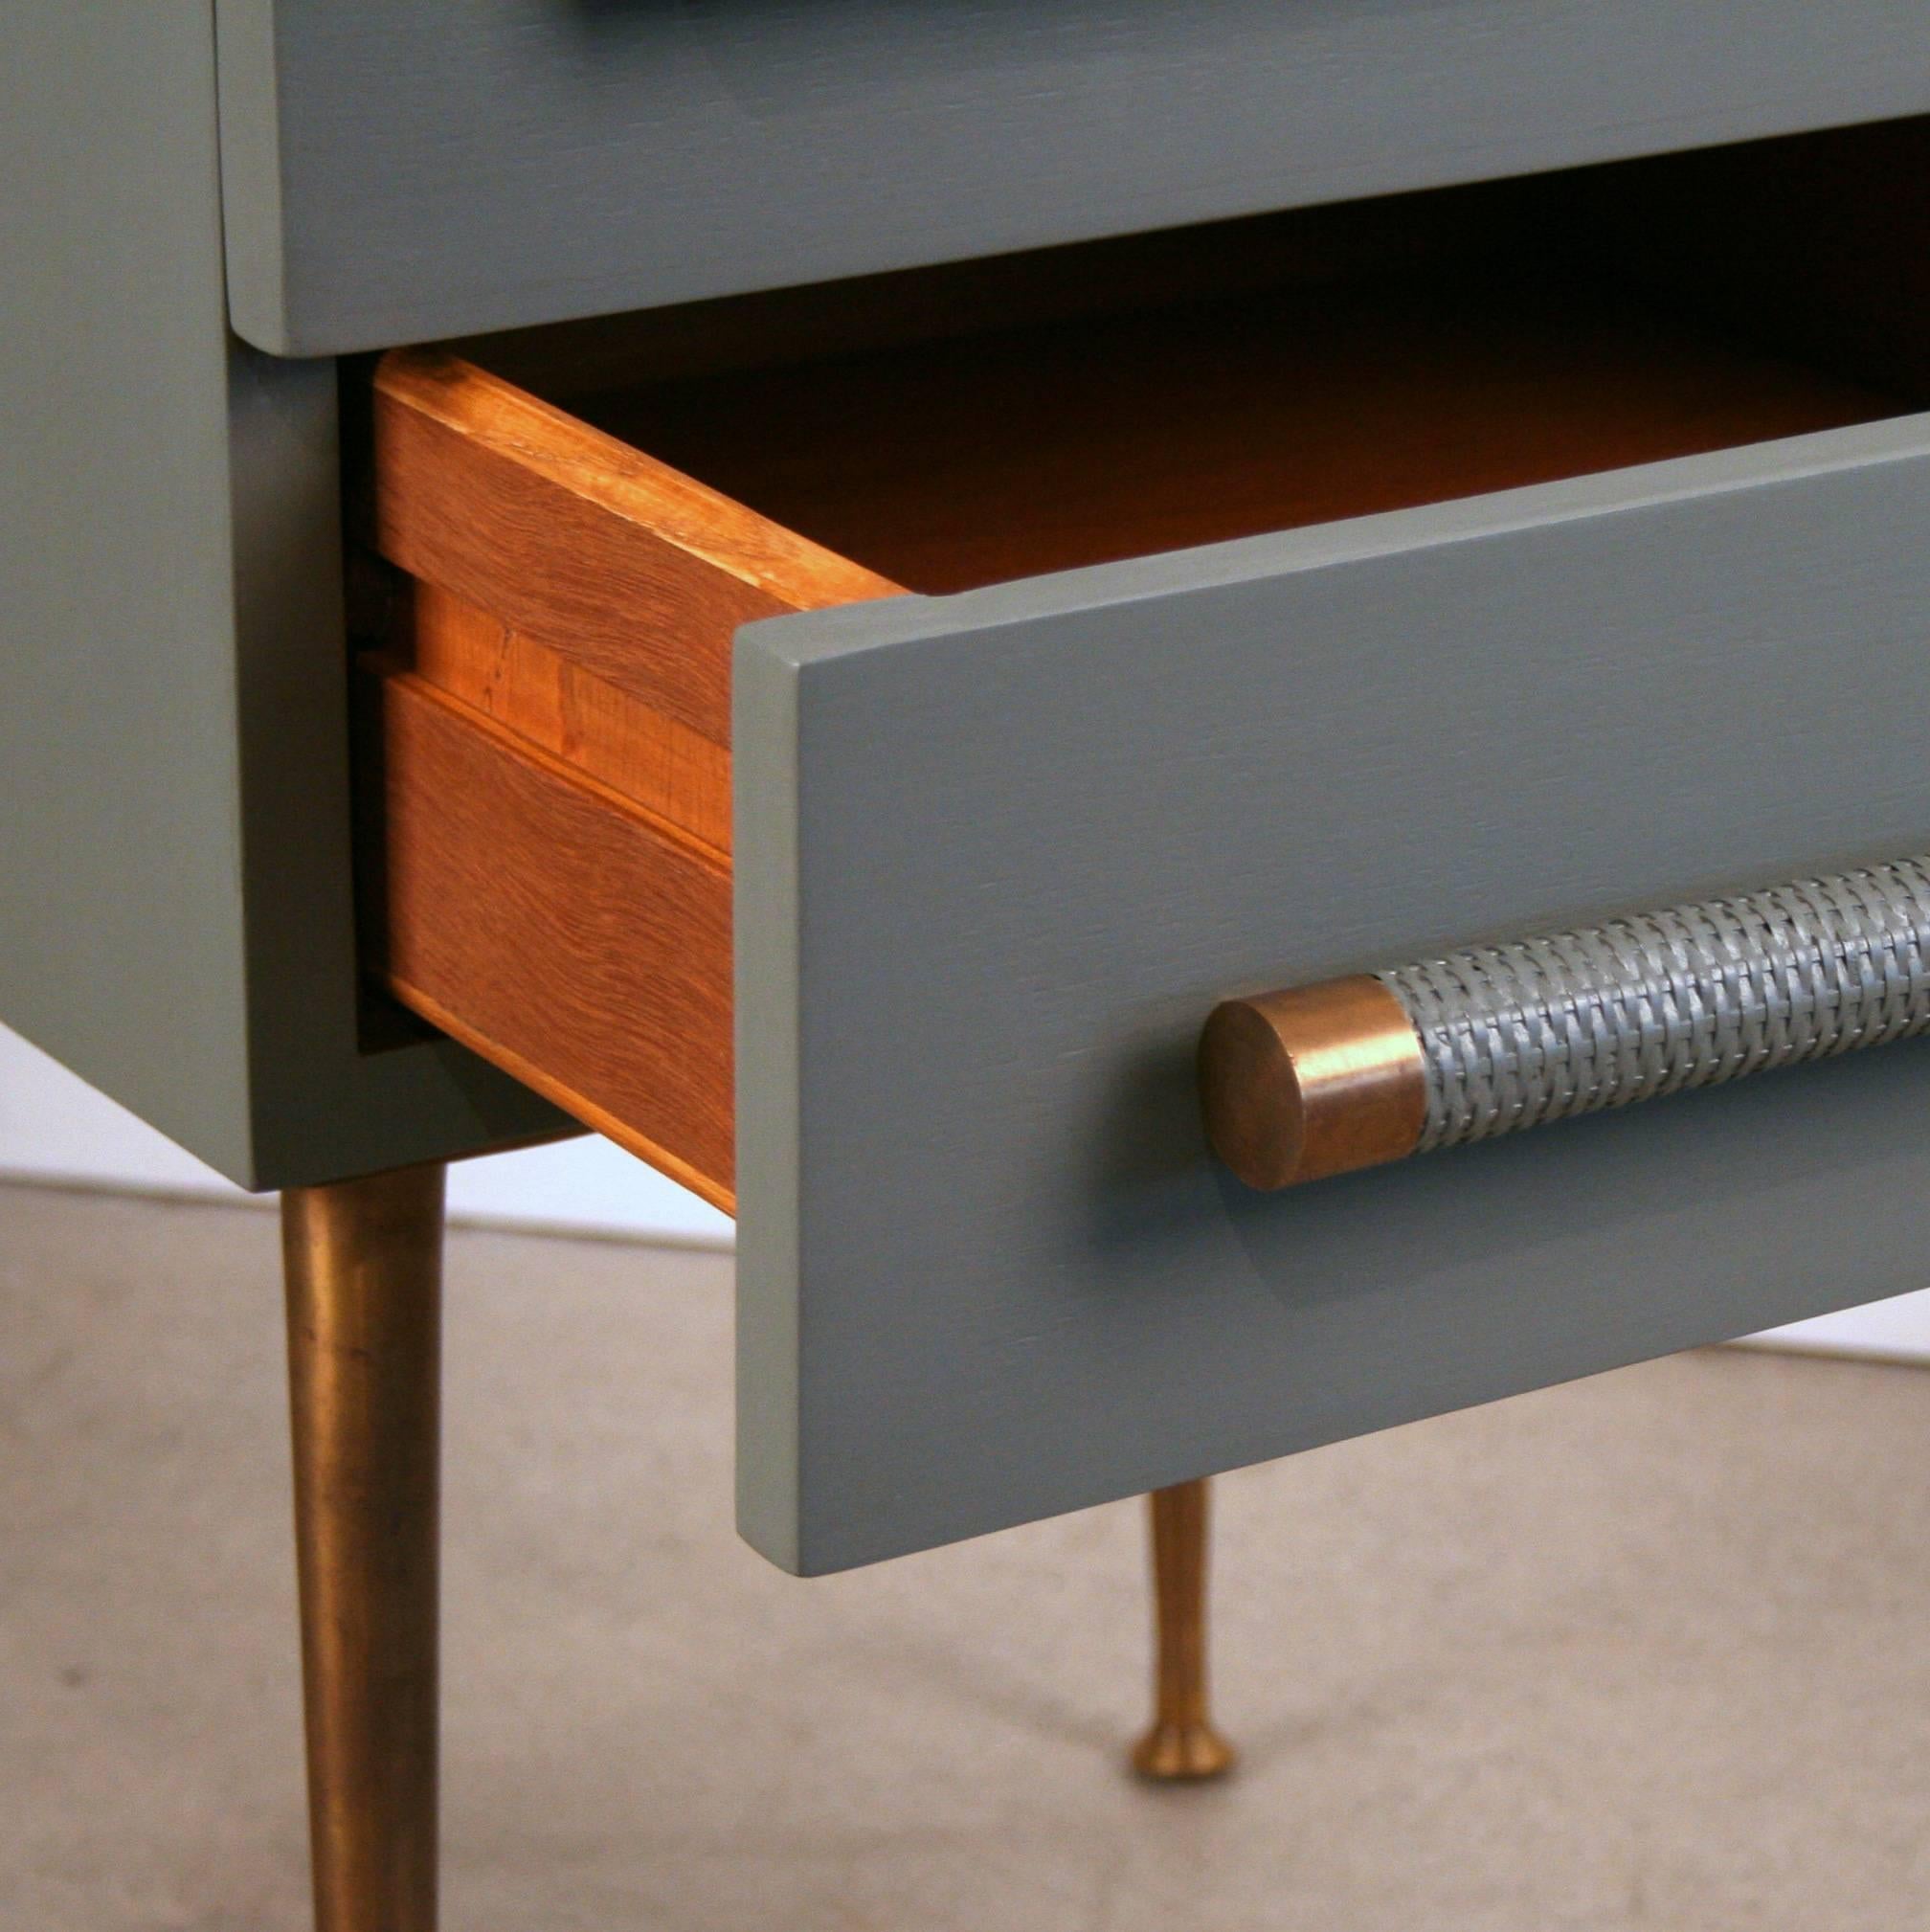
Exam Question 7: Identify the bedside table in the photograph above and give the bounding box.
[9,7,1930,1926]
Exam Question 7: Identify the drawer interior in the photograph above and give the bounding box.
[439,114,1930,595]
[356,114,1930,1209]
[565,278,1894,597]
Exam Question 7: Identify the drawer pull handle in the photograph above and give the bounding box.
[1200,854,1930,1190]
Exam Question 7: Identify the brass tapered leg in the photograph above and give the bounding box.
[1131,1479,1235,1781]
[283,1163,445,1932]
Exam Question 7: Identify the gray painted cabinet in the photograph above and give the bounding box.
[2,3,564,1190]
[9,0,1930,1577]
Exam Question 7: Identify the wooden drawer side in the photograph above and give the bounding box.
[372,350,896,749]
[360,664,736,1210]
[361,351,901,1207]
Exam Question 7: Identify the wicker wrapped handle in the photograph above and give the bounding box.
[1200,854,1930,1190]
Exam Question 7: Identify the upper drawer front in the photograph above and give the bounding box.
[217,0,1930,354]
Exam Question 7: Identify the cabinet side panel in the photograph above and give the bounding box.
[0,3,256,1171]
[0,2,566,1188]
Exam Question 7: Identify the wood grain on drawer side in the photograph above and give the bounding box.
[373,349,897,753]
[405,579,736,858]
[362,665,736,1207]
[363,351,902,1207]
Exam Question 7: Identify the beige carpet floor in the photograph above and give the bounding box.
[6,1180,1930,1931]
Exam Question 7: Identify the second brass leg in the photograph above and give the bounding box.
[1131,1478,1236,1781]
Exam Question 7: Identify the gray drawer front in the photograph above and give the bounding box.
[735,418,1930,1574]
[217,0,1930,356]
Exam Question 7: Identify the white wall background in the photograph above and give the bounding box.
[2,1022,1920,1359]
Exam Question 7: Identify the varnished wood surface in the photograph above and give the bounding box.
[405,581,732,857]
[361,664,734,1211]
[373,350,899,748]
[367,353,897,1184]
[583,277,1898,595]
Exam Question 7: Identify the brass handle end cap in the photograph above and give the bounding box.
[1200,977,1426,1190]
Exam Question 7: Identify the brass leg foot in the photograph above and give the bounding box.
[283,1163,445,1932]
[1131,1478,1236,1782]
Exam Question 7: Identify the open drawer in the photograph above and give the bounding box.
[359,119,1930,1572]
